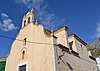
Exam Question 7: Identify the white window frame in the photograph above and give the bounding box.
[17,61,28,71]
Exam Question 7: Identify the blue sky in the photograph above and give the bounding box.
[0,0,100,56]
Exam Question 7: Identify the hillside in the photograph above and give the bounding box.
[86,39,100,58]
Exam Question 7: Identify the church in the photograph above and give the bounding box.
[5,9,98,71]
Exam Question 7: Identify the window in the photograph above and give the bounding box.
[23,38,26,45]
[69,41,73,50]
[24,20,26,27]
[61,49,64,52]
[81,44,83,51]
[17,61,28,71]
[19,65,26,71]
[22,51,25,59]
[28,17,30,23]
[61,49,65,55]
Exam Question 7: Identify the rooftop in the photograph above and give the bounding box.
[0,57,7,62]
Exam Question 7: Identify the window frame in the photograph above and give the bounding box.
[19,64,26,71]
[17,61,28,71]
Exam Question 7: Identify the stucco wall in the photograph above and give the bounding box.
[57,46,98,71]
[68,37,78,52]
[5,23,55,71]
[74,38,89,59]
[68,36,91,60]
[54,30,69,48]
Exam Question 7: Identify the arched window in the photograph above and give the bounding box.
[22,51,25,59]
[28,17,30,23]
[24,20,26,27]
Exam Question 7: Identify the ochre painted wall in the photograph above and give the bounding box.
[5,23,55,71]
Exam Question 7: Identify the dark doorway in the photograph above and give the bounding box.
[19,65,26,71]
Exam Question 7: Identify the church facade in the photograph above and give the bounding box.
[5,9,98,71]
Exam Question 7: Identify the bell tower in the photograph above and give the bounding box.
[22,8,35,28]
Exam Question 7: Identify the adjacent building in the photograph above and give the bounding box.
[0,57,6,71]
[5,9,98,71]
[87,39,100,71]
[96,57,100,71]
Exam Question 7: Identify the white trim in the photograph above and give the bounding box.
[17,61,28,71]
[52,46,56,71]
[51,37,57,71]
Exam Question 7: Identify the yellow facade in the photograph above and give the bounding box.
[5,9,56,71]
